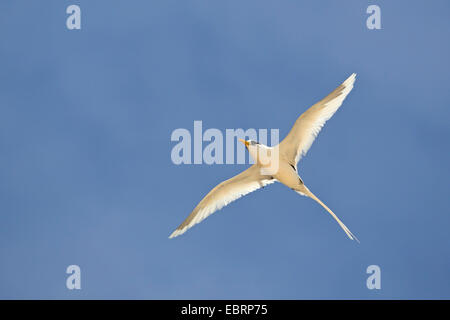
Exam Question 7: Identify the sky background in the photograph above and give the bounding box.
[0,0,449,299]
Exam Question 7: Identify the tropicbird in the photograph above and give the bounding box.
[169,73,358,241]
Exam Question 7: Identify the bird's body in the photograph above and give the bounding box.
[169,73,358,241]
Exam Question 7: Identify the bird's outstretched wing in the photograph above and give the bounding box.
[169,165,275,238]
[279,73,356,165]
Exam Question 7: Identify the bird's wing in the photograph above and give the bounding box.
[279,73,356,165]
[169,165,275,238]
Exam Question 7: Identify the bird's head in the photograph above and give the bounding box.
[239,139,267,160]
[238,139,260,149]
[238,139,277,172]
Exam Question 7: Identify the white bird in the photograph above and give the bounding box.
[169,73,358,241]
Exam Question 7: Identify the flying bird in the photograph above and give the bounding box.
[169,73,358,241]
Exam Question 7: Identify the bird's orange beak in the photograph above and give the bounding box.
[239,139,249,148]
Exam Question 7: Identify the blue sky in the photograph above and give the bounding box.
[0,1,449,299]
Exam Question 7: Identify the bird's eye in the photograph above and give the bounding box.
[250,141,257,145]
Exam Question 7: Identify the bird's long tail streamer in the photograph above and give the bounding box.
[296,186,359,242]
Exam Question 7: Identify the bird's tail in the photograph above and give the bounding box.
[295,185,359,242]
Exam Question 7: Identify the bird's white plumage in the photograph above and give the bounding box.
[169,165,275,238]
[280,73,356,164]
[170,73,358,241]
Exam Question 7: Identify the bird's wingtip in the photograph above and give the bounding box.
[169,228,185,239]
[169,231,177,239]
[345,73,357,83]
[341,73,357,89]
